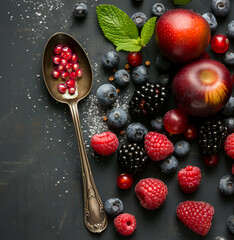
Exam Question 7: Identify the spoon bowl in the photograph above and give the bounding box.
[42,32,108,233]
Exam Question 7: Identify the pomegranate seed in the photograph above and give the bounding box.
[54,44,63,54]
[71,54,78,63]
[60,58,68,66]
[52,70,60,79]
[72,63,79,71]
[57,64,65,72]
[66,79,75,88]
[57,83,67,94]
[62,46,72,53]
[203,155,219,167]
[68,86,76,95]
[63,51,72,60]
[60,71,69,80]
[65,62,73,72]
[53,55,61,65]
[210,34,230,54]
[69,71,76,79]
[117,173,133,190]
[76,69,83,77]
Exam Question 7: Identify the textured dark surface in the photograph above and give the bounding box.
[0,0,233,239]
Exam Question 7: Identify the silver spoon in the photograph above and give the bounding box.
[42,32,108,233]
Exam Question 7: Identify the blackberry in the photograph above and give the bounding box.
[129,81,168,118]
[118,143,148,175]
[198,119,228,156]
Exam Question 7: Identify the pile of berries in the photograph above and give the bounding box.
[51,44,83,95]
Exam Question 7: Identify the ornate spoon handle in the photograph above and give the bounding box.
[69,102,108,233]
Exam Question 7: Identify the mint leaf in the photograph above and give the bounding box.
[116,38,142,52]
[141,17,157,46]
[173,0,192,5]
[96,5,139,50]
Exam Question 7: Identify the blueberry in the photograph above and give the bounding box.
[74,3,88,18]
[126,123,148,142]
[224,117,234,133]
[211,0,230,17]
[219,175,234,196]
[214,237,227,240]
[174,140,190,157]
[104,198,123,217]
[160,156,178,174]
[132,65,149,85]
[107,108,127,128]
[158,74,170,86]
[114,69,130,87]
[151,116,164,131]
[202,13,217,31]
[227,20,234,39]
[221,97,234,116]
[156,54,171,71]
[131,12,147,29]
[96,84,118,106]
[151,3,166,17]
[223,51,234,65]
[227,214,234,234]
[102,51,119,69]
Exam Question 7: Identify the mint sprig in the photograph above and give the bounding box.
[173,0,192,5]
[96,5,156,52]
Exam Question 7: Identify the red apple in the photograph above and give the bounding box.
[155,9,211,63]
[172,59,233,117]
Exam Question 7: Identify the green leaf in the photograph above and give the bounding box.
[116,38,142,52]
[96,4,139,51]
[140,17,157,46]
[173,0,192,5]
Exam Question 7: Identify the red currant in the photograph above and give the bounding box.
[57,83,67,94]
[117,173,133,189]
[127,52,143,67]
[203,155,219,167]
[183,125,198,140]
[54,44,63,54]
[210,34,230,54]
[163,109,188,134]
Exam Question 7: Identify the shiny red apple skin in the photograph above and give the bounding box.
[172,59,232,117]
[155,9,211,63]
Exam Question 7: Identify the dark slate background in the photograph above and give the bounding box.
[0,0,233,239]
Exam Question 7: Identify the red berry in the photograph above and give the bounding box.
[117,173,133,190]
[57,83,67,94]
[62,46,72,55]
[231,164,234,175]
[183,125,197,140]
[57,64,65,72]
[71,54,78,63]
[60,58,68,66]
[177,165,201,193]
[224,133,234,159]
[72,63,79,71]
[66,79,75,88]
[53,55,61,65]
[144,132,174,161]
[68,86,76,95]
[176,201,214,236]
[63,51,72,60]
[163,109,188,134]
[91,131,119,156]
[127,52,143,67]
[69,71,76,79]
[203,155,219,167]
[135,178,168,210]
[211,34,230,54]
[65,62,72,72]
[60,71,69,80]
[54,44,63,54]
[76,69,83,77]
[52,70,60,79]
[114,213,137,236]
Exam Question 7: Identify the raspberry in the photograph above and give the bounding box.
[177,165,201,193]
[224,133,234,159]
[135,178,168,210]
[144,132,174,161]
[176,201,215,236]
[114,213,137,236]
[91,131,119,156]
